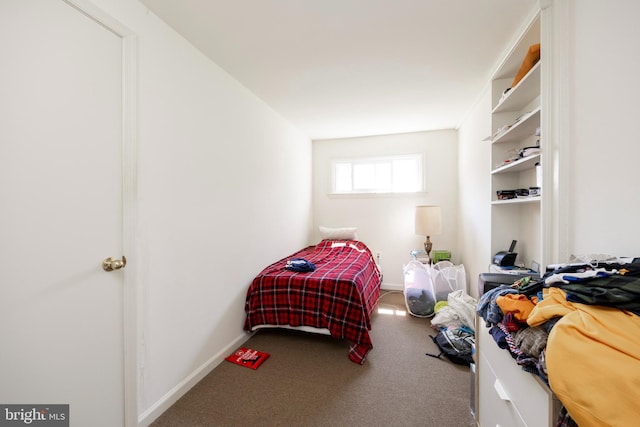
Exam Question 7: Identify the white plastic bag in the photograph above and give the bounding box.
[447,290,477,332]
[430,306,463,330]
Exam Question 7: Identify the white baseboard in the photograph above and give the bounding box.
[137,332,252,427]
[381,282,403,291]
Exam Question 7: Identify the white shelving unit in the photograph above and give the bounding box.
[476,10,561,427]
[489,15,542,270]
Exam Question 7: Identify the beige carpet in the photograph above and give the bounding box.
[151,291,475,427]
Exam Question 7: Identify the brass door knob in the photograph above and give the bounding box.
[102,256,127,272]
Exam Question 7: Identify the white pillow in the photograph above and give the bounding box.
[319,226,358,241]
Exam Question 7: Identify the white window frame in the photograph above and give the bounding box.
[330,153,425,195]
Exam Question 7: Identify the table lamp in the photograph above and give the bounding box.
[415,205,442,264]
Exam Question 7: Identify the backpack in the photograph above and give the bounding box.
[426,327,475,366]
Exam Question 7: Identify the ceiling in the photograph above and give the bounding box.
[140,0,538,140]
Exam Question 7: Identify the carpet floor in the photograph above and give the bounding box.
[150,291,475,427]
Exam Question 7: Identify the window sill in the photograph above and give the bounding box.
[327,191,428,199]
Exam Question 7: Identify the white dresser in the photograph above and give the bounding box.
[475,321,559,427]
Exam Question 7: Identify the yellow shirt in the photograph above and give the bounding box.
[528,287,640,427]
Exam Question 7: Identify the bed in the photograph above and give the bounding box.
[243,239,382,364]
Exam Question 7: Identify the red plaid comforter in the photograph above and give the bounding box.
[244,240,382,364]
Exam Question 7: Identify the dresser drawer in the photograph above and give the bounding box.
[478,351,527,427]
[478,323,555,427]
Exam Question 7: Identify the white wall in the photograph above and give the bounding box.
[457,89,492,298]
[90,0,312,424]
[312,130,458,288]
[564,0,640,258]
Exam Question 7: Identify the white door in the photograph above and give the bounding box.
[0,1,128,425]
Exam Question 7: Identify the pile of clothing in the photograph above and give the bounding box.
[477,260,640,427]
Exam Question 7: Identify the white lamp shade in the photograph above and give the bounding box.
[415,205,442,236]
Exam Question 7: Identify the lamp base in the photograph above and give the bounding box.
[424,236,433,265]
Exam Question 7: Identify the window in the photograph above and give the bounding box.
[331,154,424,194]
